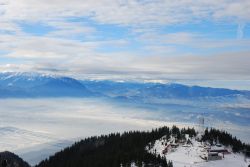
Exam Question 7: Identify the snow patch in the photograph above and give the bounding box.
[147,136,250,167]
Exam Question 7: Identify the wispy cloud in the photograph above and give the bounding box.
[0,0,250,88]
[237,22,245,39]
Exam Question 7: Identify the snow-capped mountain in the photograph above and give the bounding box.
[0,72,249,99]
[0,72,93,97]
[81,80,250,100]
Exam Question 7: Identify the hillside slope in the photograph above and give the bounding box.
[0,151,30,167]
[36,126,175,167]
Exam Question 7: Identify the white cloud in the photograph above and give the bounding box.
[237,22,245,39]
[139,32,250,49]
[1,27,250,81]
[3,49,250,81]
[46,20,96,39]
[0,0,250,84]
[1,0,250,25]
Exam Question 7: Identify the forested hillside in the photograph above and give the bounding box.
[202,128,250,155]
[36,125,250,167]
[0,151,30,167]
[36,126,196,167]
[1,126,249,167]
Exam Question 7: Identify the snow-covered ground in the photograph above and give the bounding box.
[148,136,250,167]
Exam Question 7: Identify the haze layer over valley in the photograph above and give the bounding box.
[0,98,170,165]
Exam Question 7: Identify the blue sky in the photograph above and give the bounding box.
[0,0,250,89]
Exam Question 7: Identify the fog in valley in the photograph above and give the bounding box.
[0,98,249,165]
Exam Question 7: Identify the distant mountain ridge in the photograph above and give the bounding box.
[81,80,248,99]
[0,72,249,99]
[0,72,93,97]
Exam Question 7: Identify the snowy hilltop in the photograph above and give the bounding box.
[0,126,250,167]
[147,133,250,167]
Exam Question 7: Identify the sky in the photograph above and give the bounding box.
[0,0,250,89]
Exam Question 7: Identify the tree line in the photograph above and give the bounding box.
[35,126,249,167]
[36,126,196,167]
[202,128,250,156]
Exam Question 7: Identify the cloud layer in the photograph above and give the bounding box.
[0,0,250,87]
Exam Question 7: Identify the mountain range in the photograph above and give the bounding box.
[0,72,249,99]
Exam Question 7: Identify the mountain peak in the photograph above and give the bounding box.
[0,72,93,98]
